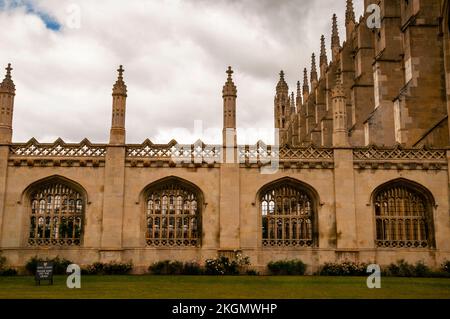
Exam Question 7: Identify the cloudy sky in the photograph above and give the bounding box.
[0,0,364,145]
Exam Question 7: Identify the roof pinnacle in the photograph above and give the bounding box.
[302,68,309,94]
[223,66,237,97]
[276,70,288,93]
[331,14,340,48]
[226,66,234,80]
[346,0,356,25]
[311,53,318,84]
[112,65,127,96]
[0,63,15,93]
[320,35,328,66]
[6,63,12,79]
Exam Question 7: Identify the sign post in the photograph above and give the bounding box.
[35,262,54,286]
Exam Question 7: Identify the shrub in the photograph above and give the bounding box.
[149,260,182,275]
[0,268,18,276]
[83,261,133,275]
[0,254,17,276]
[0,255,6,269]
[384,260,432,277]
[52,256,72,275]
[204,255,250,275]
[82,262,104,275]
[204,257,235,275]
[442,260,450,274]
[148,261,202,275]
[182,262,202,275]
[103,261,133,275]
[148,260,169,275]
[267,260,307,275]
[383,259,434,277]
[25,256,72,275]
[384,260,415,277]
[414,261,431,277]
[318,261,368,276]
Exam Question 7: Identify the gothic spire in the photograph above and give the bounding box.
[345,0,356,40]
[320,35,328,78]
[302,68,309,95]
[332,14,340,46]
[310,53,318,85]
[345,0,356,25]
[0,63,15,93]
[296,80,302,108]
[276,70,288,93]
[112,65,127,96]
[320,35,328,66]
[331,14,341,60]
[223,66,237,97]
[290,91,296,112]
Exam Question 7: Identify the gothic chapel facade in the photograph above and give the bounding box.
[1,0,450,273]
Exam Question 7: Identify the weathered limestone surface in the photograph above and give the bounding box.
[1,0,450,274]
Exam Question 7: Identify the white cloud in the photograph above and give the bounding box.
[0,0,365,145]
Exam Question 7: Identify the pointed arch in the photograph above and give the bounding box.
[22,175,88,204]
[140,176,204,247]
[370,178,436,207]
[371,178,435,249]
[23,175,87,246]
[257,177,319,248]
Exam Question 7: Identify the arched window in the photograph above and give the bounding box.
[145,178,202,247]
[260,179,317,247]
[28,180,84,246]
[374,181,435,248]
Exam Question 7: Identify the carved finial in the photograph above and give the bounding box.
[302,68,309,94]
[223,66,237,97]
[276,70,288,93]
[0,63,15,93]
[113,65,127,96]
[5,63,12,79]
[297,81,301,95]
[332,14,340,49]
[346,0,356,25]
[226,66,233,80]
[320,35,328,66]
[311,53,318,84]
[331,14,341,60]
[117,65,124,79]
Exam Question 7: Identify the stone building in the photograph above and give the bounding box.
[0,0,450,273]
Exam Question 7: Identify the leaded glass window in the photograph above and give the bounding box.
[374,183,434,248]
[145,179,201,247]
[28,182,84,246]
[261,181,316,247]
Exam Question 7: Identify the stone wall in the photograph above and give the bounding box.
[0,140,449,274]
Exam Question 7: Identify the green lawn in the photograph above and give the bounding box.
[0,276,449,299]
